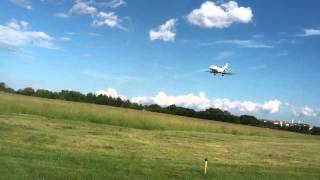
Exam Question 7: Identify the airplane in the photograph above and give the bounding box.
[207,63,233,76]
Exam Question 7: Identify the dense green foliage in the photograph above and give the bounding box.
[1,82,319,135]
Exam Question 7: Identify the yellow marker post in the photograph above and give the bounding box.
[204,158,208,175]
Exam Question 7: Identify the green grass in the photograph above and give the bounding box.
[0,92,319,179]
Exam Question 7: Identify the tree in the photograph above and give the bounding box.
[35,89,56,99]
[205,108,225,115]
[0,82,14,93]
[240,115,259,125]
[86,93,96,103]
[58,90,86,102]
[17,87,35,96]
[145,104,162,112]
[0,82,5,91]
[311,126,320,135]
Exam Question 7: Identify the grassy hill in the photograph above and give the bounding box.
[0,92,319,179]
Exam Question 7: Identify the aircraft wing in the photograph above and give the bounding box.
[200,68,211,72]
[222,72,233,75]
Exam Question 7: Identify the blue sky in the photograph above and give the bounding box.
[1,0,320,125]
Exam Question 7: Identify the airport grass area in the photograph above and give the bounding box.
[0,92,320,179]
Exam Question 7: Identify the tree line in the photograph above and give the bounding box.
[1,82,319,135]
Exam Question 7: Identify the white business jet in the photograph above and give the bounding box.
[208,63,233,76]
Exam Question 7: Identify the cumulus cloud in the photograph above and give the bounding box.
[96,88,126,99]
[69,1,97,16]
[94,0,126,8]
[149,19,177,42]
[0,20,56,50]
[108,0,126,8]
[301,106,317,117]
[292,106,318,119]
[131,91,282,114]
[9,0,32,10]
[130,96,150,105]
[186,1,253,29]
[300,28,320,37]
[154,91,210,110]
[131,92,210,110]
[261,100,282,113]
[56,0,123,29]
[211,98,281,113]
[92,12,122,29]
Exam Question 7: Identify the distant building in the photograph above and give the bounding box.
[273,121,281,126]
[273,120,293,128]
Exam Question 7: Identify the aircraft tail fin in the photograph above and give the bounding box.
[223,63,229,71]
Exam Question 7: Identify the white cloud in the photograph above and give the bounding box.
[108,0,126,8]
[149,19,177,42]
[186,1,253,29]
[131,91,282,114]
[69,1,97,16]
[9,0,32,10]
[96,88,126,99]
[153,91,210,110]
[94,0,126,8]
[56,1,123,29]
[211,98,281,113]
[0,20,56,50]
[130,96,150,105]
[261,100,282,113]
[216,39,273,48]
[92,12,122,28]
[301,106,317,117]
[300,28,320,37]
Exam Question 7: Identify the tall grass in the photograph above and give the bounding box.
[1,92,320,179]
[0,92,315,139]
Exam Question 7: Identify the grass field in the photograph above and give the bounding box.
[0,92,320,179]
